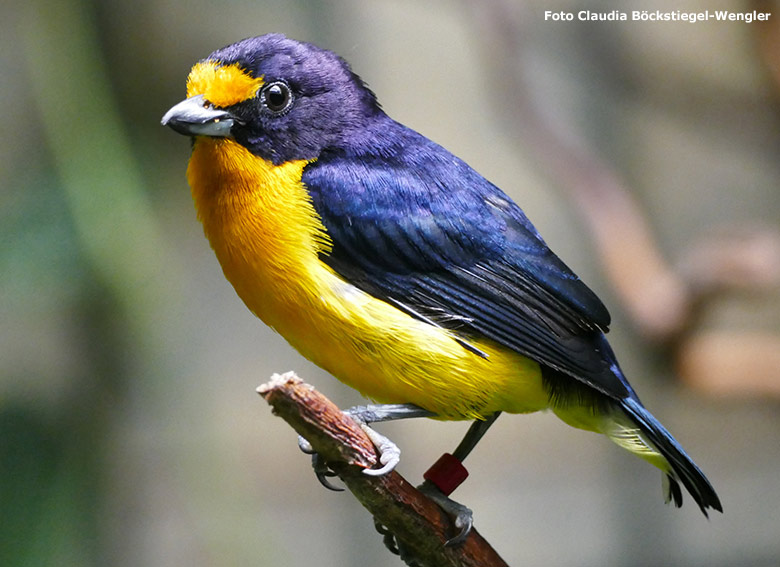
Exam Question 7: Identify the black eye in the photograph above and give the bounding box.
[262,81,293,114]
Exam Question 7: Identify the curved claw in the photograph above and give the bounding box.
[298,406,409,488]
[356,422,401,476]
[299,435,344,491]
[297,435,315,454]
[374,520,419,563]
[374,520,400,555]
[444,507,473,547]
[336,422,401,476]
[311,453,344,492]
[418,480,474,546]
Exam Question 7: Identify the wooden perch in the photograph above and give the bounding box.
[257,372,508,567]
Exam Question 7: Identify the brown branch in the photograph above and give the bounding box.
[257,372,508,567]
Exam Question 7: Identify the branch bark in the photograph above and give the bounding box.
[257,372,508,567]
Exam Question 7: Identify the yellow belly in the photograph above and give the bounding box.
[276,272,548,420]
[187,138,550,420]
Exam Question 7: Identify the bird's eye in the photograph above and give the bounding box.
[261,82,293,114]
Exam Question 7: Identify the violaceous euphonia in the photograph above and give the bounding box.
[162,33,721,538]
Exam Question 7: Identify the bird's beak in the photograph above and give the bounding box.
[161,94,237,137]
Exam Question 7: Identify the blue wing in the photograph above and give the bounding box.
[303,122,629,400]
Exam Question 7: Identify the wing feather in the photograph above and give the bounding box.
[303,126,628,399]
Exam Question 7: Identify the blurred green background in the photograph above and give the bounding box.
[2,0,779,565]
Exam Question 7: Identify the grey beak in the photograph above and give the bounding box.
[161,94,237,137]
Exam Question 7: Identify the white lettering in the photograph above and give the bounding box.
[544,11,573,21]
[713,10,771,23]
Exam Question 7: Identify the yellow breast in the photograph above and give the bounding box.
[187,138,549,420]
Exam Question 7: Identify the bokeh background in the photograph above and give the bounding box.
[2,0,780,565]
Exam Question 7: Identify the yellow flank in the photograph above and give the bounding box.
[187,61,265,107]
[554,401,669,472]
[186,137,551,420]
[602,414,671,472]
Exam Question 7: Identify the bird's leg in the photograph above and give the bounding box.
[418,412,501,546]
[298,403,435,490]
[299,405,500,548]
[451,411,502,462]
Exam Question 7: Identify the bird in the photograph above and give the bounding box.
[162,33,722,540]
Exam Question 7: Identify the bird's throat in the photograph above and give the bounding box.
[186,137,332,324]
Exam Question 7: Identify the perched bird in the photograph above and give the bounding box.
[162,33,721,537]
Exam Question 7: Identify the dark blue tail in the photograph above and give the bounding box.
[620,396,722,516]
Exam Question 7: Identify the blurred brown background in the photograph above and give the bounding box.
[2,0,779,566]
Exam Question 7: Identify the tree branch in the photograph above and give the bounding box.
[257,372,508,567]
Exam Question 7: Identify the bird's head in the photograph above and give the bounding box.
[162,34,382,164]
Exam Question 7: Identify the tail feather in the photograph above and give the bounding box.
[619,396,722,516]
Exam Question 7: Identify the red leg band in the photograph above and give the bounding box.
[423,453,469,496]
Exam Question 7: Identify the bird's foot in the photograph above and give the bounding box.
[374,520,423,566]
[418,479,474,546]
[298,405,417,489]
[298,435,343,491]
[349,412,401,476]
[374,520,401,556]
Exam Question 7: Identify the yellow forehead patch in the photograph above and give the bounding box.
[186,61,265,108]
